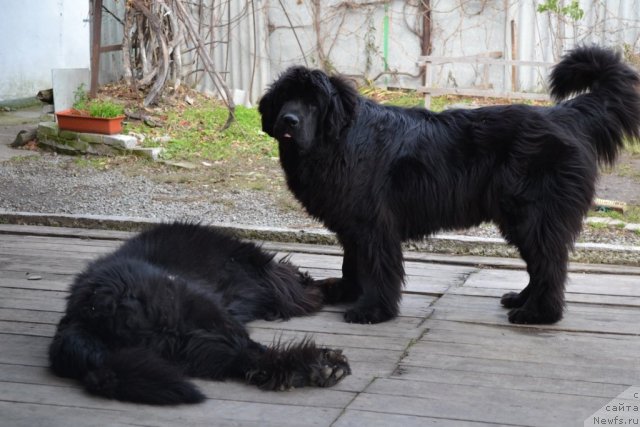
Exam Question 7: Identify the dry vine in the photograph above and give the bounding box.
[122,0,235,128]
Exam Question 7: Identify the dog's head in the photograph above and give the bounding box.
[258,66,358,150]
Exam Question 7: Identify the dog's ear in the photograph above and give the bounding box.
[258,84,278,137]
[324,74,358,141]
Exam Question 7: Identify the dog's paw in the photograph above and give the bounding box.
[314,277,360,304]
[501,291,527,309]
[344,305,394,324]
[508,307,563,324]
[309,349,351,387]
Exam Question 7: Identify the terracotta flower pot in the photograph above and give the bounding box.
[56,109,125,135]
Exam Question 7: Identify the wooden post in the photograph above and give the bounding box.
[420,0,432,109]
[90,0,104,98]
[423,59,432,109]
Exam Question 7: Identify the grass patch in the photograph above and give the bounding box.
[624,138,640,155]
[126,103,276,162]
[7,155,40,164]
[588,221,609,230]
[590,205,640,224]
[74,157,111,170]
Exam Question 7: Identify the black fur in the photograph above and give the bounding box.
[259,45,640,325]
[49,223,350,405]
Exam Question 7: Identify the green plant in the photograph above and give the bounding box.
[72,84,124,118]
[72,84,90,112]
[537,0,584,21]
[88,100,124,118]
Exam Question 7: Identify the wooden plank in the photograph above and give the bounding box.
[194,379,356,409]
[0,308,61,325]
[0,233,121,249]
[448,286,640,307]
[0,288,66,312]
[0,334,50,366]
[0,260,89,276]
[391,365,626,399]
[249,310,428,339]
[349,378,608,427]
[0,276,72,292]
[266,242,640,276]
[422,319,640,349]
[0,321,56,337]
[0,402,131,427]
[0,364,75,388]
[430,294,640,335]
[334,410,499,427]
[305,295,436,320]
[418,87,550,101]
[0,382,343,427]
[398,320,639,386]
[462,269,640,297]
[397,351,636,386]
[418,55,554,67]
[304,268,451,295]
[284,252,477,280]
[0,247,108,259]
[0,223,134,240]
[404,339,639,370]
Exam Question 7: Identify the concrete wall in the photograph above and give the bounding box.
[0,0,91,103]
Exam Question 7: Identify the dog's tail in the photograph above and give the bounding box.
[549,45,640,166]
[49,325,205,405]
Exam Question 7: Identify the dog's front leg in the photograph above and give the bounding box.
[343,233,404,324]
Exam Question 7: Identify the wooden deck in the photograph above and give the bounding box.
[0,224,638,427]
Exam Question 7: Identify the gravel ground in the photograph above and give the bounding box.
[1,152,639,247]
[0,154,320,228]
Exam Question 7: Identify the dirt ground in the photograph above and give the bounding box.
[597,151,640,205]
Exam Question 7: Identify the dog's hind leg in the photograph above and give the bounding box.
[50,323,204,405]
[183,331,350,390]
[243,338,351,390]
[506,247,567,324]
[501,218,569,324]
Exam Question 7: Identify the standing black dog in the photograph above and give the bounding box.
[49,223,350,405]
[259,46,640,325]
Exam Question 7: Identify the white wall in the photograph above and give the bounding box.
[0,0,90,102]
[264,0,640,94]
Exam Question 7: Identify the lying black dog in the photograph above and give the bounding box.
[259,45,640,325]
[49,223,350,405]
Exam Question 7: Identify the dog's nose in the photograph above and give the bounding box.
[283,113,299,127]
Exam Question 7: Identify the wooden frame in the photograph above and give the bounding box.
[418,53,555,108]
[90,0,123,98]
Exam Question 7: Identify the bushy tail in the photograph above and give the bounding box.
[49,326,205,405]
[549,45,640,165]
